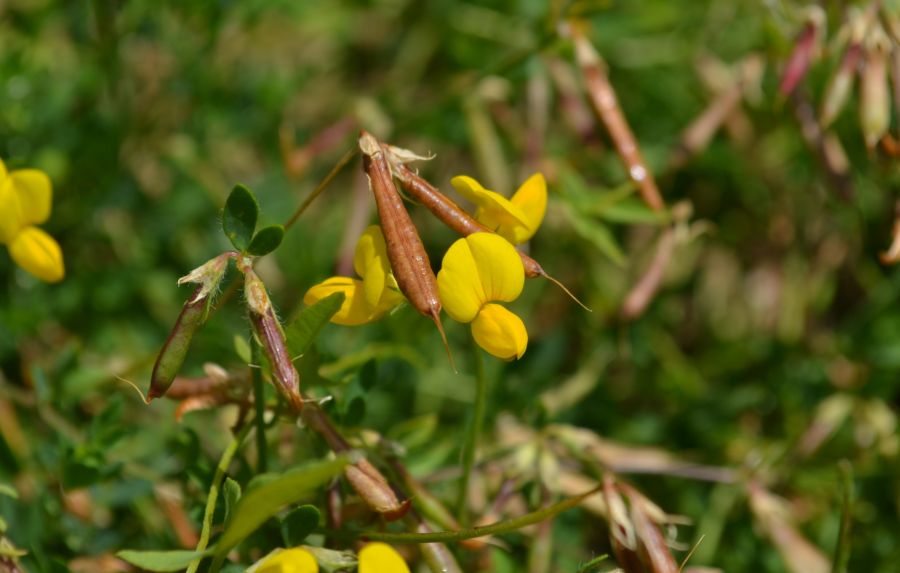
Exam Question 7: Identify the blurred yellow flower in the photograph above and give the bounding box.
[438,233,527,360]
[450,173,547,244]
[0,158,64,282]
[304,225,404,325]
[358,542,410,573]
[255,547,318,573]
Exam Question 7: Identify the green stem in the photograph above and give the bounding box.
[831,460,854,573]
[343,484,602,544]
[456,339,487,525]
[251,335,268,473]
[284,148,358,230]
[185,421,254,573]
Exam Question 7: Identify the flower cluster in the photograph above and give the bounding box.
[0,158,64,282]
[254,542,409,573]
[304,159,547,360]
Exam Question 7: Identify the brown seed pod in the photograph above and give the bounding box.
[245,269,303,412]
[570,25,665,212]
[388,157,590,310]
[391,160,545,278]
[344,458,412,522]
[358,131,453,360]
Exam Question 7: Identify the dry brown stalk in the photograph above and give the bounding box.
[621,228,677,320]
[570,26,665,212]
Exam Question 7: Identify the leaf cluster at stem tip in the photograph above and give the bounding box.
[223,184,284,256]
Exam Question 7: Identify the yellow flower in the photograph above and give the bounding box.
[303,226,404,325]
[0,158,64,282]
[255,547,318,573]
[450,173,547,244]
[358,542,410,573]
[437,233,527,360]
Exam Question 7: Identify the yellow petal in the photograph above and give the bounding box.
[437,233,524,323]
[471,303,528,360]
[354,226,393,307]
[9,226,64,283]
[0,179,24,244]
[303,276,402,326]
[450,175,531,243]
[0,157,7,180]
[10,169,52,225]
[256,548,319,573]
[506,173,547,243]
[358,542,410,573]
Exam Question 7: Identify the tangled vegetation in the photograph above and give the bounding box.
[1,1,900,572]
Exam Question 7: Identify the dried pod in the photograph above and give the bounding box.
[359,131,452,359]
[603,475,642,572]
[245,268,303,412]
[860,28,891,150]
[570,26,664,211]
[149,286,208,401]
[820,8,874,127]
[344,458,411,521]
[390,159,545,278]
[779,7,825,97]
[625,486,679,573]
[387,154,589,309]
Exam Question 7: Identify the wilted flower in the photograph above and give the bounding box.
[438,233,528,359]
[450,173,547,244]
[304,225,405,325]
[0,158,64,282]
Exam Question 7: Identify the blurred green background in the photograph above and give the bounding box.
[1,0,899,571]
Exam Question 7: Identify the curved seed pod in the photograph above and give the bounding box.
[392,161,546,278]
[359,131,452,360]
[391,157,590,310]
[149,286,207,401]
[245,269,303,412]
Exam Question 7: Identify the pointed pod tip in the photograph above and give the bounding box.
[542,272,593,312]
[430,309,457,373]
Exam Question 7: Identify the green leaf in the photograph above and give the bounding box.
[222,184,259,251]
[343,396,366,424]
[286,292,346,357]
[359,359,377,391]
[281,505,321,546]
[593,199,669,225]
[562,203,626,267]
[223,477,242,525]
[116,549,210,572]
[214,456,347,556]
[234,334,252,364]
[247,225,285,257]
[0,483,18,499]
